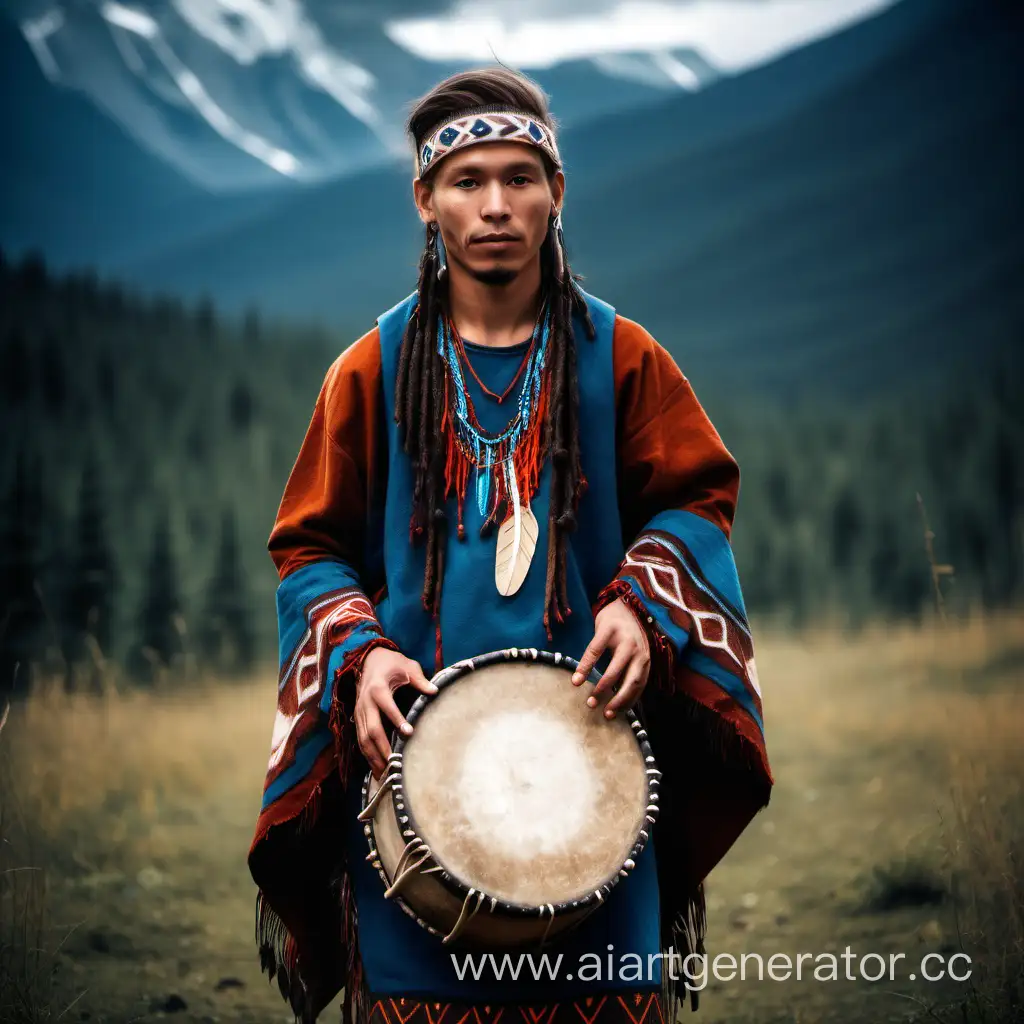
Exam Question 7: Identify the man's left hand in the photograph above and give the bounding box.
[571,597,650,719]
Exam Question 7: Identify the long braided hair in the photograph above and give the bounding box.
[395,68,595,645]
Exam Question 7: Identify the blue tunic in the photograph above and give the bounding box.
[347,296,663,999]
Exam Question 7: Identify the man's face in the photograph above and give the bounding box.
[414,143,565,287]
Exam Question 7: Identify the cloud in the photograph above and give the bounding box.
[384,0,898,73]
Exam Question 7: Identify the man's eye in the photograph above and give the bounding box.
[510,175,531,185]
[455,178,477,188]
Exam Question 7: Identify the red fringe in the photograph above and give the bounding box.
[340,869,365,1024]
[255,783,365,1023]
[255,631,405,1023]
[297,780,323,834]
[434,613,444,676]
[439,323,551,533]
[327,636,400,791]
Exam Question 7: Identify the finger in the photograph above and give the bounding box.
[363,704,393,777]
[572,630,610,686]
[604,656,649,717]
[355,708,385,779]
[378,688,414,739]
[587,644,632,708]
[404,661,438,695]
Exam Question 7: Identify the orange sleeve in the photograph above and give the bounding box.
[268,327,386,583]
[612,314,739,547]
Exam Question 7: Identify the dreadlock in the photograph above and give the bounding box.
[395,68,596,645]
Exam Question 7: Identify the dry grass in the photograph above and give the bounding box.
[1,700,73,1023]
[0,675,283,1023]
[0,613,1020,1022]
[700,609,1024,1023]
[941,754,1024,1024]
[3,674,277,870]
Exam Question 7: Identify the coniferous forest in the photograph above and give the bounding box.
[1,250,1021,695]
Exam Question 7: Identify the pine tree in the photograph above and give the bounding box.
[0,451,48,693]
[870,512,930,617]
[764,465,793,521]
[242,306,261,348]
[16,252,48,296]
[195,295,217,341]
[990,424,1021,601]
[229,378,255,433]
[1,328,32,407]
[39,332,68,417]
[95,350,119,410]
[199,507,255,675]
[130,510,184,682]
[830,486,863,572]
[64,455,117,680]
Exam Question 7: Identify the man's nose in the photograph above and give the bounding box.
[480,182,512,220]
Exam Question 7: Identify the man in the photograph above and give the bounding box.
[248,68,772,1024]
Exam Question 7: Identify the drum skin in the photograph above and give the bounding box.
[360,649,660,949]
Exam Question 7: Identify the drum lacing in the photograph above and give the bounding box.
[356,753,403,822]
[385,838,433,899]
[538,904,557,947]
[443,888,486,945]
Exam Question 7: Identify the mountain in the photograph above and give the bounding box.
[0,10,671,271]
[117,0,963,309]
[3,0,1019,398]
[2,0,941,275]
[114,0,1022,398]
[0,18,292,271]
[572,0,1024,393]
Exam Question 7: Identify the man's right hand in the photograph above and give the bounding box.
[355,647,437,778]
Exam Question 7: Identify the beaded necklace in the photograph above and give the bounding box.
[454,330,535,405]
[437,301,552,542]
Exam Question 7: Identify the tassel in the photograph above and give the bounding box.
[665,883,707,1014]
[297,780,323,835]
[436,227,448,283]
[256,892,303,1011]
[549,211,565,284]
[340,866,363,1024]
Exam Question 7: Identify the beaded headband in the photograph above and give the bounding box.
[416,107,562,180]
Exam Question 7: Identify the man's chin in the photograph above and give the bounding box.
[470,265,519,287]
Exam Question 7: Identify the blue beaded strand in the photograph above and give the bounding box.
[437,306,552,518]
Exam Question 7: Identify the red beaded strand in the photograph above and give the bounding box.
[439,317,551,538]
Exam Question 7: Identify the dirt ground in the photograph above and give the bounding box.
[2,610,1022,1024]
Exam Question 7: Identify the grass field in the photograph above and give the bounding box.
[2,611,1022,1024]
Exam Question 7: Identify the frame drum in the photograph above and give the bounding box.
[358,648,660,948]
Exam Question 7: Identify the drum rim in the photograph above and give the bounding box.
[360,647,661,930]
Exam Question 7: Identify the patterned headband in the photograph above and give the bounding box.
[416,108,562,179]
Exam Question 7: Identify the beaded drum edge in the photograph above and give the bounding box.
[357,647,661,947]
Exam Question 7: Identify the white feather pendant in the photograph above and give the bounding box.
[495,463,538,596]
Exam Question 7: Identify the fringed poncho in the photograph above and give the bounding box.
[248,291,773,1023]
